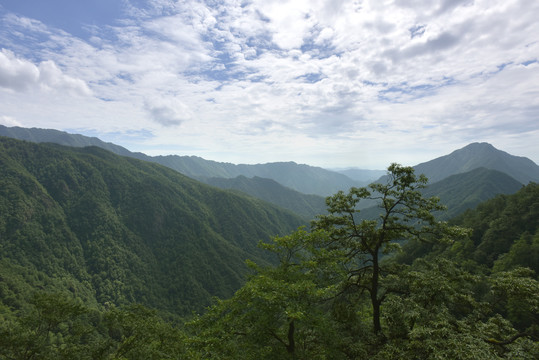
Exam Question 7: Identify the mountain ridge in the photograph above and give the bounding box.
[205,175,327,219]
[0,125,360,196]
[413,142,539,184]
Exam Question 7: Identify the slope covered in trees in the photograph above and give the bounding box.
[413,142,539,184]
[1,138,538,358]
[448,181,539,272]
[189,169,539,359]
[421,167,524,219]
[358,167,523,221]
[0,136,305,317]
[205,175,327,219]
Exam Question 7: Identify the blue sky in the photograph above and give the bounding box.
[0,0,538,169]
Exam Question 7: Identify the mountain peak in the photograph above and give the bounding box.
[414,143,539,184]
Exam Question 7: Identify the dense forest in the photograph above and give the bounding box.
[1,137,538,359]
[0,137,304,316]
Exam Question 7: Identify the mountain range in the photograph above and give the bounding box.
[2,125,539,321]
[2,124,539,222]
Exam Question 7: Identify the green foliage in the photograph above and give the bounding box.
[206,175,328,219]
[450,182,539,268]
[2,137,538,357]
[190,164,539,358]
[0,136,305,317]
[422,167,523,220]
[0,291,188,360]
[189,229,344,359]
[311,163,462,335]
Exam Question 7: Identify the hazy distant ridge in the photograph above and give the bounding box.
[0,125,361,196]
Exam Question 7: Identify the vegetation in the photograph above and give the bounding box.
[422,167,523,220]
[413,142,539,184]
[1,136,538,358]
[0,136,305,318]
[189,166,539,359]
[206,175,327,219]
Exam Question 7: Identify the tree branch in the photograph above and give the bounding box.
[485,332,530,346]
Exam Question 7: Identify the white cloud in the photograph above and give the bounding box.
[0,115,22,127]
[0,49,91,95]
[0,0,538,167]
[0,49,39,91]
[145,96,194,127]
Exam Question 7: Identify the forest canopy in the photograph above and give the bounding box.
[1,144,538,359]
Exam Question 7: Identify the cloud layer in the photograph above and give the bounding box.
[0,0,538,168]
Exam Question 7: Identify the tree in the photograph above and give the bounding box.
[188,229,344,359]
[311,163,466,336]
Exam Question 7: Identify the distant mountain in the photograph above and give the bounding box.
[0,136,305,316]
[155,156,359,196]
[332,168,386,184]
[422,167,523,219]
[0,124,144,159]
[205,175,327,219]
[359,167,523,221]
[0,125,359,197]
[413,142,539,184]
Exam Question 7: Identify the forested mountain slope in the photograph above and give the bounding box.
[359,167,524,220]
[189,167,539,359]
[422,167,523,219]
[1,155,537,358]
[205,175,327,219]
[449,181,539,271]
[0,136,305,316]
[413,142,539,184]
[398,181,539,273]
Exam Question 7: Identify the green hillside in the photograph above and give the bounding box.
[1,155,537,358]
[205,175,327,219]
[0,136,305,316]
[422,167,523,219]
[414,142,539,184]
[189,167,539,359]
[359,167,523,221]
[449,181,539,270]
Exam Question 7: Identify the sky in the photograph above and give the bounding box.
[0,0,538,169]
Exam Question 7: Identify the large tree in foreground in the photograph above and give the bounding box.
[311,163,466,335]
[189,164,538,358]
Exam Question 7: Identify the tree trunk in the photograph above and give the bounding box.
[286,320,295,354]
[371,250,382,334]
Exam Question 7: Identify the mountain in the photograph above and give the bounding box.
[422,167,523,219]
[449,182,539,270]
[413,142,539,184]
[0,136,305,316]
[154,156,359,196]
[359,167,523,221]
[332,168,386,184]
[0,124,144,159]
[0,125,359,197]
[205,175,327,219]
